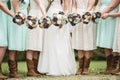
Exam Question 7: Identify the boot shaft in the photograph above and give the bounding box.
[84,57,91,69]
[112,56,119,69]
[8,60,17,73]
[26,59,38,76]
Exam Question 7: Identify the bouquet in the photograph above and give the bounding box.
[68,13,81,26]
[52,11,68,28]
[38,16,51,29]
[13,12,26,25]
[82,12,92,24]
[26,16,38,29]
[91,12,101,23]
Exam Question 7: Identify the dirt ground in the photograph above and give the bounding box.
[7,74,120,80]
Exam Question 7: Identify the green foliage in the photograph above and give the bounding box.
[92,48,105,60]
[75,48,105,61]
[3,50,26,62]
[3,48,105,62]
[7,0,11,10]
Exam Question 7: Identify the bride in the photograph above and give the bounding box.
[38,0,76,76]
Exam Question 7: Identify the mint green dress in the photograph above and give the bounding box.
[8,0,29,51]
[0,0,9,46]
[96,0,118,49]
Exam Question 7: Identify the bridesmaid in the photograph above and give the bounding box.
[8,0,29,78]
[101,0,120,75]
[96,0,119,73]
[72,0,96,75]
[0,0,13,79]
[26,0,46,76]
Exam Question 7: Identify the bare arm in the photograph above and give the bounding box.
[71,0,77,13]
[108,13,120,17]
[34,0,46,17]
[63,0,70,15]
[12,0,19,14]
[86,0,95,11]
[0,0,13,17]
[102,0,120,14]
[102,12,120,19]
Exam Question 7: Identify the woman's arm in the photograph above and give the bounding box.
[0,0,13,17]
[102,0,120,14]
[12,0,19,14]
[71,0,77,13]
[63,0,70,15]
[34,0,46,17]
[86,0,95,11]
[102,12,120,18]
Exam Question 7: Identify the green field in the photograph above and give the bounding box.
[2,61,120,80]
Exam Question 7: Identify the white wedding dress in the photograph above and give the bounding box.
[38,0,76,76]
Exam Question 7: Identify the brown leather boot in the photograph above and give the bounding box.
[76,57,84,75]
[82,57,91,75]
[114,63,120,75]
[112,56,120,75]
[100,54,113,74]
[8,60,22,78]
[33,59,42,75]
[110,55,119,73]
[26,59,39,76]
[0,63,8,79]
[106,55,114,73]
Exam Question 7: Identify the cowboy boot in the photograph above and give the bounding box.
[114,62,120,75]
[82,57,91,75]
[26,59,39,76]
[0,63,8,79]
[76,57,84,75]
[8,60,22,78]
[100,54,113,74]
[112,56,120,75]
[106,54,115,73]
[110,55,119,74]
[33,59,42,75]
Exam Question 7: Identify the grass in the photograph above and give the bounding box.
[2,61,120,80]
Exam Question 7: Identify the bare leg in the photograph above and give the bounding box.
[104,48,112,57]
[0,47,7,79]
[9,50,16,61]
[33,51,39,60]
[0,47,7,62]
[26,50,33,60]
